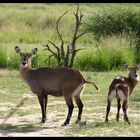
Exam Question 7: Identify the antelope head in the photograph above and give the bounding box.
[15,46,38,68]
[124,63,140,81]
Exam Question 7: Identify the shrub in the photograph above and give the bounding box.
[84,8,140,39]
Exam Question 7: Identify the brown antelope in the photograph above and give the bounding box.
[105,63,140,125]
[15,46,99,126]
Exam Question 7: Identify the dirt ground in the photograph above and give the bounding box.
[0,113,66,137]
[1,92,140,137]
[0,92,92,137]
[0,93,68,137]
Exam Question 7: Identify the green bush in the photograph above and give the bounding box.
[85,8,140,38]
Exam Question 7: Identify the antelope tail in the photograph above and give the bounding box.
[85,80,100,92]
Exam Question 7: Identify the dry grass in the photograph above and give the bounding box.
[0,69,140,136]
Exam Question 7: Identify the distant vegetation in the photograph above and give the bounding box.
[0,3,140,70]
[85,9,140,38]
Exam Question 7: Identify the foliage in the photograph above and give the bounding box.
[75,35,137,71]
[85,8,140,40]
[0,4,140,70]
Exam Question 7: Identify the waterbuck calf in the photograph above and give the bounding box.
[15,46,99,126]
[105,63,140,124]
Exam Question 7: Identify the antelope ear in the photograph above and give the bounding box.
[15,46,22,54]
[29,48,38,56]
[124,63,129,69]
[124,63,131,71]
[136,64,140,70]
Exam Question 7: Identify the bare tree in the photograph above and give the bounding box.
[43,5,85,67]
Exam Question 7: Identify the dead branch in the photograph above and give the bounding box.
[43,43,61,64]
[76,32,86,39]
[44,54,54,66]
[43,43,58,58]
[75,48,85,52]
[56,11,68,60]
[43,5,85,68]
[64,45,71,66]
[56,11,68,42]
[69,4,85,67]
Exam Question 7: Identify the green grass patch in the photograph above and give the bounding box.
[0,4,140,70]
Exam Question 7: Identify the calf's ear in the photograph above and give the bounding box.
[136,64,140,71]
[124,63,132,71]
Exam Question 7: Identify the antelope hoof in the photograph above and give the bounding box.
[61,122,69,126]
[126,120,131,125]
[116,118,119,122]
[41,118,46,124]
[75,120,80,124]
[105,119,108,124]
[124,118,131,125]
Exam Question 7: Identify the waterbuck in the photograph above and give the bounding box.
[105,63,140,124]
[15,46,99,126]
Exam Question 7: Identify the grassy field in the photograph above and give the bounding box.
[0,3,140,70]
[1,3,140,137]
[0,69,140,136]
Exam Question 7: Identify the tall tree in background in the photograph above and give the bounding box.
[43,5,85,67]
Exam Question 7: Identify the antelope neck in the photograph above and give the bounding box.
[19,59,32,82]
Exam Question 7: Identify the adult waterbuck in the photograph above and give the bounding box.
[15,46,99,126]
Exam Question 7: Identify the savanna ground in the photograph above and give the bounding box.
[1,3,140,137]
[1,69,140,137]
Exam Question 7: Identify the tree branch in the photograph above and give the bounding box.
[43,43,62,64]
[69,5,85,67]
[64,45,70,66]
[76,32,86,39]
[44,54,54,66]
[43,5,85,68]
[75,48,85,53]
[43,43,58,57]
[56,11,68,59]
[48,40,60,51]
[56,11,68,42]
